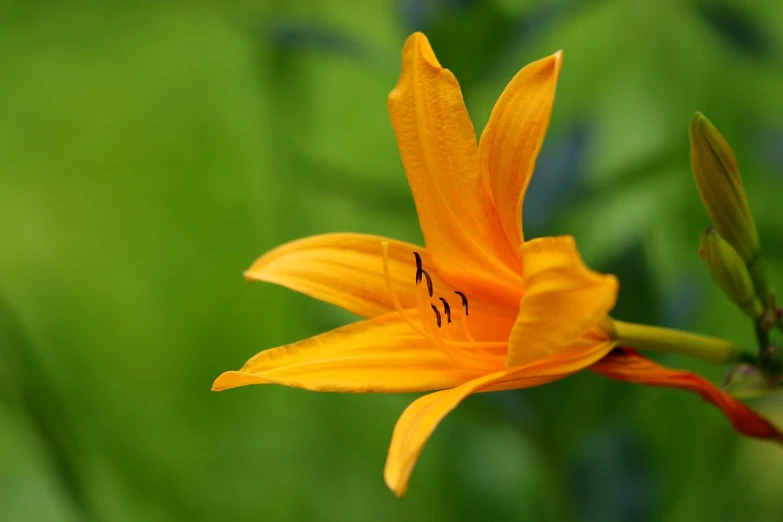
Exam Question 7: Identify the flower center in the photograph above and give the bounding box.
[381,241,506,371]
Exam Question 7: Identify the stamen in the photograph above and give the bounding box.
[413,252,423,284]
[430,304,442,328]
[381,241,429,338]
[454,291,469,316]
[438,297,452,323]
[456,311,475,341]
[421,269,433,297]
[382,241,505,370]
[415,283,489,368]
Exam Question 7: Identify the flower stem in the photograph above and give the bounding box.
[747,257,769,312]
[610,320,756,365]
[754,319,770,352]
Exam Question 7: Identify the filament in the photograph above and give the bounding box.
[381,241,429,339]
[415,283,494,369]
[380,241,505,370]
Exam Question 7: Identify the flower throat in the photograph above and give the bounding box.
[381,241,507,370]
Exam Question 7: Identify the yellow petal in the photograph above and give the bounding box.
[212,312,484,393]
[388,32,524,307]
[245,233,440,319]
[384,339,614,496]
[478,51,562,249]
[245,231,519,343]
[506,236,618,366]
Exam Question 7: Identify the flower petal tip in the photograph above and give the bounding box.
[212,371,244,392]
[545,50,563,76]
[407,31,426,42]
[406,31,440,69]
[383,468,408,499]
[211,372,231,392]
[243,257,267,282]
[211,371,268,392]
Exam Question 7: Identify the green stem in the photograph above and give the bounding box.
[611,320,756,365]
[747,257,769,312]
[754,319,770,352]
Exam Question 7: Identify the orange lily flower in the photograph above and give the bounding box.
[213,32,782,496]
[214,32,618,495]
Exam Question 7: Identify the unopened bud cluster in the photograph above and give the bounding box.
[690,114,767,316]
[690,113,780,382]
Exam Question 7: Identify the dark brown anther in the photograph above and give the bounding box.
[413,252,423,284]
[439,297,451,323]
[454,291,468,316]
[421,269,434,297]
[430,304,442,328]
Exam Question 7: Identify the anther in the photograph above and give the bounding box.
[439,297,451,323]
[413,252,423,284]
[454,291,469,316]
[422,269,434,297]
[430,304,442,328]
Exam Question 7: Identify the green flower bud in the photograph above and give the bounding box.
[690,113,759,264]
[699,228,763,319]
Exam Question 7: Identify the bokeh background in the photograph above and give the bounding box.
[1,0,783,520]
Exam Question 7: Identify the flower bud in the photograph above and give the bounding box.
[699,228,763,319]
[690,113,759,264]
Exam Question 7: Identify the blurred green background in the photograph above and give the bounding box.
[1,0,783,520]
